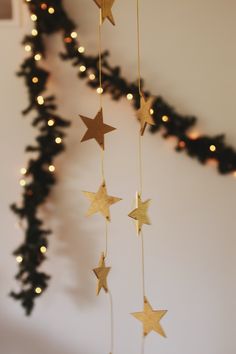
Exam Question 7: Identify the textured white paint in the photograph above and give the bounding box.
[0,1,235,354]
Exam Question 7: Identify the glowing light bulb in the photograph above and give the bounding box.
[162,115,169,122]
[35,287,42,294]
[78,46,85,53]
[32,77,39,84]
[48,7,55,14]
[48,119,55,126]
[40,246,47,254]
[48,165,55,172]
[40,3,47,10]
[34,53,42,61]
[37,96,44,105]
[89,73,95,80]
[31,14,37,21]
[97,87,103,94]
[24,44,31,52]
[179,141,186,148]
[188,131,199,140]
[150,109,154,115]
[32,29,38,36]
[64,37,72,43]
[127,93,133,100]
[19,179,26,187]
[26,0,31,2]
[209,144,216,152]
[79,65,86,72]
[16,256,23,263]
[55,137,62,144]
[233,171,236,178]
[71,31,77,38]
[20,168,27,175]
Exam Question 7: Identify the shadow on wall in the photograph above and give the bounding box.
[44,133,98,308]
[0,310,83,354]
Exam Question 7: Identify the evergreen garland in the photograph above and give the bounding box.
[11,0,236,315]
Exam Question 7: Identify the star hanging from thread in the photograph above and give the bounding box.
[137,95,155,136]
[132,296,167,337]
[83,181,122,221]
[93,253,111,295]
[128,192,151,234]
[93,0,116,26]
[80,108,116,150]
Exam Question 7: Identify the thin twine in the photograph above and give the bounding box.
[136,0,142,96]
[98,9,103,109]
[138,133,143,195]
[98,8,114,354]
[141,231,146,299]
[137,1,146,353]
[108,291,114,354]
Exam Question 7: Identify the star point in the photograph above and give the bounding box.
[128,192,151,234]
[83,181,122,221]
[132,296,167,338]
[80,108,116,150]
[137,95,155,136]
[93,0,116,26]
[93,253,111,295]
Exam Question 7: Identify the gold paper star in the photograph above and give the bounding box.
[83,181,122,221]
[137,95,155,136]
[80,108,116,150]
[93,253,111,295]
[93,0,116,26]
[128,192,151,234]
[132,296,167,337]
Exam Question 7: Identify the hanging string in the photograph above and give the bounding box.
[98,9,103,109]
[108,291,114,354]
[136,0,142,96]
[97,8,114,354]
[136,1,146,353]
[138,133,143,195]
[141,231,146,298]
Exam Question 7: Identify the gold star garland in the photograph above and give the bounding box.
[79,2,118,354]
[128,0,168,351]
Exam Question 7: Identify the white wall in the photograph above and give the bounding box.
[0,1,236,353]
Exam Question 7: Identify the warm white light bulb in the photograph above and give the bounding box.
[150,108,154,115]
[78,46,85,53]
[37,96,44,105]
[162,115,169,122]
[32,29,38,36]
[55,137,62,144]
[127,93,133,101]
[31,14,37,21]
[71,32,77,39]
[20,168,27,175]
[32,77,39,84]
[34,53,42,61]
[48,165,55,172]
[48,119,55,126]
[209,144,216,152]
[48,7,55,14]
[16,256,23,263]
[35,287,42,294]
[97,87,103,94]
[79,65,86,72]
[40,246,47,254]
[25,44,32,52]
[19,179,26,187]
[89,73,95,80]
